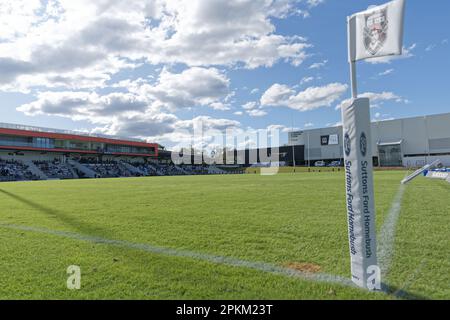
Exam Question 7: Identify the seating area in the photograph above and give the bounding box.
[34,160,76,179]
[0,156,243,182]
[128,162,234,176]
[129,162,159,176]
[180,165,209,175]
[78,159,134,178]
[158,164,186,176]
[0,159,38,182]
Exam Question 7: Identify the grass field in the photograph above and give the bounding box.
[0,171,448,299]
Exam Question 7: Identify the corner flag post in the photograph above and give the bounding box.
[343,0,406,290]
[347,15,358,99]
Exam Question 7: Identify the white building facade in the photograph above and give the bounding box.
[289,112,450,167]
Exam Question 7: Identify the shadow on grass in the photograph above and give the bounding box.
[0,187,162,275]
[0,188,432,300]
[0,188,114,240]
[382,283,429,300]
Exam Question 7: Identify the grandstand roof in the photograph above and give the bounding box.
[0,122,153,148]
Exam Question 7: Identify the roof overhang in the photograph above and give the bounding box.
[0,127,157,149]
[0,145,156,157]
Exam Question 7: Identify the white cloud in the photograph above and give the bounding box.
[425,44,437,52]
[308,59,328,69]
[300,76,315,84]
[247,109,267,117]
[18,67,232,118]
[0,0,321,93]
[5,0,332,148]
[326,122,341,127]
[261,82,348,111]
[17,89,242,145]
[335,91,408,110]
[304,122,314,128]
[16,66,241,145]
[378,68,394,76]
[17,91,148,121]
[241,100,267,117]
[307,0,325,7]
[242,101,259,110]
[116,67,231,111]
[366,44,416,64]
[209,102,231,111]
[267,124,291,133]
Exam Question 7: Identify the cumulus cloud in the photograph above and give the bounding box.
[247,109,268,117]
[378,69,394,76]
[241,101,267,117]
[6,0,330,147]
[0,0,320,92]
[307,0,325,7]
[16,65,241,142]
[111,67,232,113]
[18,89,242,143]
[18,91,148,121]
[261,82,348,111]
[366,44,416,64]
[242,101,259,110]
[335,91,408,110]
[308,59,327,69]
[300,76,315,84]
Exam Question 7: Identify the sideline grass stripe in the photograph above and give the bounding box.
[0,222,356,289]
[377,182,407,278]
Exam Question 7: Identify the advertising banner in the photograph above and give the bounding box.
[341,98,379,289]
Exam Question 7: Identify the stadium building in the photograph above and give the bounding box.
[0,123,163,181]
[0,123,158,160]
[289,112,450,167]
[0,123,235,181]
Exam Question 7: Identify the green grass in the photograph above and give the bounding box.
[245,166,344,174]
[0,171,447,299]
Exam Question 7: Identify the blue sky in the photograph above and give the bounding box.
[0,0,449,148]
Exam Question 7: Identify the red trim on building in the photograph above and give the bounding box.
[0,127,157,149]
[0,127,159,157]
[0,145,156,158]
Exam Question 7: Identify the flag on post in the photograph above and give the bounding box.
[348,0,406,62]
[343,0,406,290]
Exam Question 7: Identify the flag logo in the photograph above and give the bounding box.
[364,8,388,56]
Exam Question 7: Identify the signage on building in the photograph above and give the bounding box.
[321,134,339,146]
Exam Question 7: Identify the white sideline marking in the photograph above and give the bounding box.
[0,223,355,288]
[377,183,407,278]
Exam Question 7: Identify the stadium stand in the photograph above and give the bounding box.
[34,160,77,179]
[0,159,39,182]
[77,158,134,178]
[0,122,244,182]
[0,155,244,182]
[129,162,159,176]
